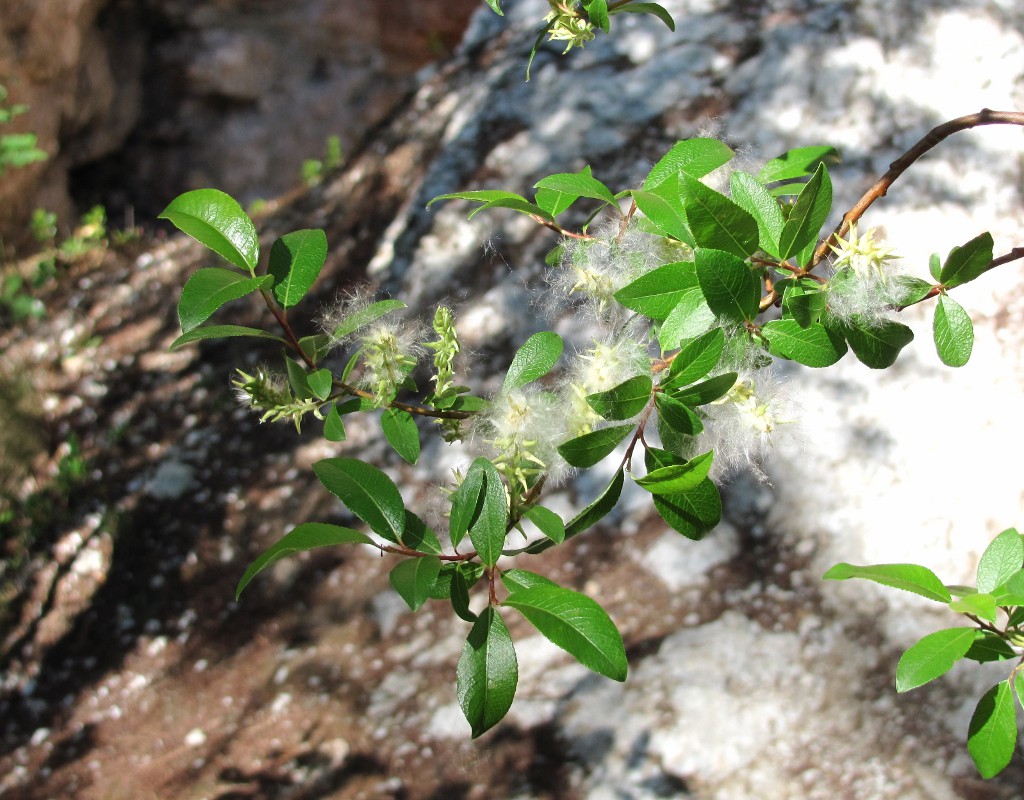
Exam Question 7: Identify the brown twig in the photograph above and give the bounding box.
[810,109,1024,268]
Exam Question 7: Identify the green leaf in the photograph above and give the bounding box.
[662,327,725,390]
[323,403,346,442]
[889,275,934,307]
[780,279,828,328]
[268,228,327,309]
[758,145,840,185]
[730,172,785,258]
[762,319,847,367]
[401,511,443,555]
[286,357,314,400]
[609,2,675,31]
[503,331,563,391]
[329,299,406,340]
[313,458,405,543]
[822,562,951,603]
[929,252,942,282]
[652,479,721,540]
[658,290,716,350]
[586,375,652,420]
[679,173,759,259]
[964,631,1018,663]
[482,0,503,16]
[933,294,974,368]
[614,262,698,320]
[523,505,565,545]
[564,468,624,539]
[427,189,525,208]
[557,424,634,468]
[450,567,479,622]
[670,372,737,406]
[177,269,272,333]
[631,189,693,244]
[535,167,616,205]
[644,138,734,189]
[159,188,259,273]
[584,0,610,32]
[299,334,332,363]
[169,324,286,351]
[504,585,627,681]
[470,197,554,223]
[449,464,485,549]
[939,232,994,288]
[967,681,1018,779]
[458,607,517,738]
[468,459,509,567]
[235,523,372,600]
[977,528,1024,594]
[501,569,557,594]
[390,556,443,612]
[950,593,999,623]
[694,248,760,323]
[895,627,975,693]
[778,163,832,264]
[306,368,333,401]
[654,392,703,435]
[993,567,1024,606]
[839,316,914,369]
[381,408,420,464]
[635,451,713,495]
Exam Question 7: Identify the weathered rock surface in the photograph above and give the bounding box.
[1,1,1023,798]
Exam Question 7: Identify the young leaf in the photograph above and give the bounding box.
[950,593,998,623]
[177,269,272,333]
[778,163,832,264]
[586,375,653,420]
[658,290,717,351]
[528,469,625,554]
[159,188,259,273]
[523,505,565,545]
[652,479,721,540]
[389,556,443,612]
[993,568,1024,606]
[482,0,503,16]
[670,372,737,406]
[557,424,634,468]
[313,458,406,543]
[839,316,914,369]
[895,627,975,693]
[427,189,524,208]
[306,368,333,401]
[730,172,784,258]
[634,451,713,495]
[609,2,675,30]
[449,567,478,623]
[762,319,847,368]
[929,252,942,282]
[780,279,828,328]
[644,138,734,189]
[583,0,610,32]
[654,392,704,435]
[169,324,286,351]
[614,261,698,320]
[822,562,951,603]
[679,173,759,259]
[503,585,627,681]
[939,232,994,288]
[933,294,973,367]
[964,631,1018,663]
[630,189,693,244]
[268,228,328,309]
[470,197,554,223]
[889,275,934,307]
[468,459,509,567]
[977,528,1024,594]
[236,523,372,599]
[662,327,725,390]
[458,607,518,738]
[323,403,347,442]
[381,408,420,464]
[502,331,563,391]
[286,357,314,400]
[694,248,760,324]
[758,145,840,186]
[534,167,616,205]
[329,299,406,340]
[967,681,1018,779]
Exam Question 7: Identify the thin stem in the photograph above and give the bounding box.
[811,109,1024,268]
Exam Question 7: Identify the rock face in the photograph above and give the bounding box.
[1,1,1023,799]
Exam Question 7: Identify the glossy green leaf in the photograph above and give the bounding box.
[587,375,652,420]
[694,248,760,323]
[967,681,1018,778]
[644,138,734,189]
[950,593,998,623]
[323,403,346,442]
[401,511,442,555]
[631,189,693,244]
[458,607,518,738]
[449,567,478,622]
[758,145,840,185]
[169,324,285,351]
[482,0,503,16]
[449,463,486,549]
[822,562,951,603]
[670,372,737,406]
[933,294,973,368]
[159,188,259,273]
[285,356,314,400]
[470,196,554,222]
[939,232,994,288]
[609,2,675,30]
[313,457,405,543]
[564,468,624,540]
[780,279,828,328]
[839,316,914,369]
[177,269,272,333]
[730,172,784,258]
[635,450,713,495]
[762,319,847,367]
[557,424,634,468]
[993,567,1024,606]
[504,585,627,681]
[614,262,698,320]
[381,408,420,464]
[658,290,716,351]
[468,459,509,567]
[501,568,558,594]
[503,331,563,391]
[329,299,406,340]
[929,252,942,282]
[652,479,721,540]
[389,556,442,612]
[535,167,616,205]
[306,368,333,401]
[584,0,610,32]
[977,528,1024,594]
[778,163,832,263]
[964,631,1018,663]
[427,189,524,208]
[662,327,725,390]
[895,627,975,693]
[268,228,327,309]
[889,276,934,307]
[679,172,759,259]
[654,392,703,435]
[236,523,372,599]
[523,505,565,545]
